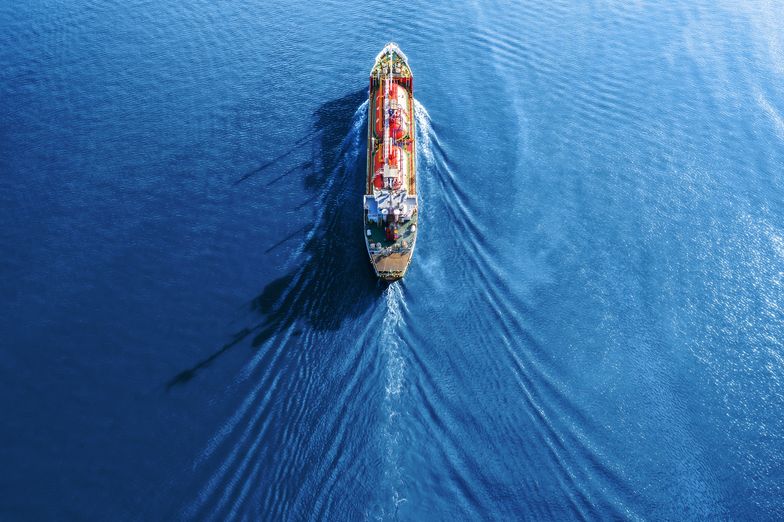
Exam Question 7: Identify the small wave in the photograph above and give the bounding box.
[178,98,371,521]
[413,94,650,517]
[755,87,784,141]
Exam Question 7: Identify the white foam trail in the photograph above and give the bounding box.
[381,283,406,398]
[374,282,408,520]
[414,100,434,167]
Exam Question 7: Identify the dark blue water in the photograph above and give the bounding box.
[2,0,784,519]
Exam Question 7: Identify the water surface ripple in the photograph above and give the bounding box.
[1,0,783,520]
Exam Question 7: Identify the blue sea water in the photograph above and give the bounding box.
[2,0,784,519]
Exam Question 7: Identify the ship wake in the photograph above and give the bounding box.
[369,282,409,520]
[412,99,645,518]
[172,95,392,521]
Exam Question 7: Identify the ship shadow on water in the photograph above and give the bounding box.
[167,89,383,389]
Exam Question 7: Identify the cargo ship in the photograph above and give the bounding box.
[364,43,417,281]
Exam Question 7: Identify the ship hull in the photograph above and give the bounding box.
[364,43,418,281]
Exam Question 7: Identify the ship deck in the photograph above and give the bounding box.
[365,214,417,247]
[367,93,416,194]
[366,65,416,196]
[372,251,412,274]
[364,212,417,279]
